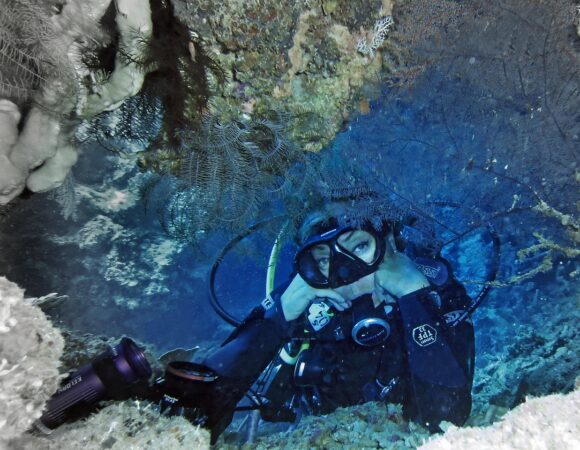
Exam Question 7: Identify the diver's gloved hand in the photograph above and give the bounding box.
[373,232,429,304]
[204,378,249,444]
[319,363,348,391]
[281,274,350,321]
[316,358,360,407]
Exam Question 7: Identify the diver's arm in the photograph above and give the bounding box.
[201,282,296,441]
[206,272,347,375]
[373,241,473,429]
[204,288,293,378]
[397,277,474,431]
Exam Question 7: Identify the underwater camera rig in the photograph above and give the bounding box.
[36,338,219,434]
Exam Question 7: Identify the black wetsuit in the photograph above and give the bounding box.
[203,255,475,441]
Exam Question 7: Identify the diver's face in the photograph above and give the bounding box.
[308,229,380,301]
[309,230,378,278]
[337,229,377,262]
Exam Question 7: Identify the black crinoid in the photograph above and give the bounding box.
[146,111,314,244]
[280,141,434,249]
[76,92,164,155]
[78,0,224,153]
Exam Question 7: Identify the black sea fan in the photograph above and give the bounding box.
[123,0,225,146]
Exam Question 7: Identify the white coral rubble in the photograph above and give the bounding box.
[0,277,64,445]
[420,388,580,450]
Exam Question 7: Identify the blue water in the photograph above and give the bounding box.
[0,67,576,357]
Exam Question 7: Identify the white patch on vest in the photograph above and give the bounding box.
[412,324,437,347]
[444,310,464,323]
[308,301,333,331]
[444,309,472,325]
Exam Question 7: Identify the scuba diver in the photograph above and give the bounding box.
[200,207,476,441]
[37,205,481,445]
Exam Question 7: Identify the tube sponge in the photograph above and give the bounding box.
[79,0,153,117]
[0,100,25,204]
[25,134,78,193]
[0,277,64,445]
[0,0,155,203]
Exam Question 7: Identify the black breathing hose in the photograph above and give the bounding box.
[448,222,501,327]
[429,200,502,326]
[208,216,285,327]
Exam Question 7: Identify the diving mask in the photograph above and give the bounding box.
[295,223,387,289]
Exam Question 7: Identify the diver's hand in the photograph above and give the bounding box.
[373,232,429,304]
[281,274,350,322]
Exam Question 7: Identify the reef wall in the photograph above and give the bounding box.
[216,384,580,448]
[172,0,396,151]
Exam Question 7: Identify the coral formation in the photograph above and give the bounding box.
[11,400,211,450]
[219,381,580,448]
[0,153,198,338]
[420,387,580,449]
[45,159,185,303]
[471,314,579,423]
[356,16,394,57]
[0,277,64,446]
[171,0,396,151]
[219,402,431,449]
